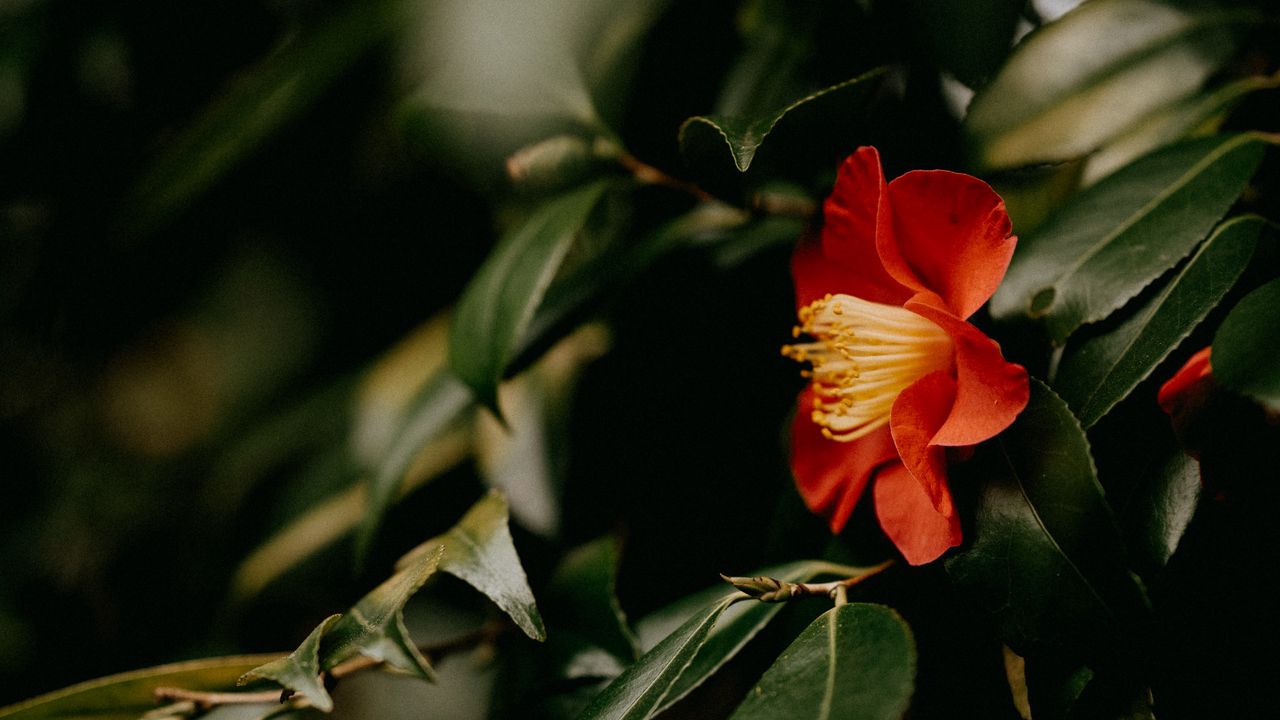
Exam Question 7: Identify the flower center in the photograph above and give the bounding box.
[782,293,953,442]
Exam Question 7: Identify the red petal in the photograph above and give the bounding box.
[873,462,961,565]
[1158,346,1213,415]
[883,170,1016,319]
[890,370,958,515]
[790,387,899,533]
[792,233,857,309]
[817,147,911,306]
[906,295,1029,447]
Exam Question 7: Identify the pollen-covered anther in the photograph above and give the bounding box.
[783,293,953,442]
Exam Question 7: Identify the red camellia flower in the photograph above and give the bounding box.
[781,147,1029,565]
[1157,346,1213,422]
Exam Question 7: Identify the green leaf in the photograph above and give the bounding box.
[239,615,341,712]
[398,0,667,184]
[510,202,750,374]
[990,133,1266,343]
[729,603,916,720]
[1120,433,1200,574]
[1055,216,1261,428]
[544,536,640,664]
[597,560,871,718]
[677,67,887,184]
[357,370,474,562]
[1083,73,1280,185]
[576,595,739,720]
[449,179,612,416]
[1212,277,1280,411]
[320,545,444,679]
[117,0,406,239]
[945,380,1147,657]
[964,0,1254,170]
[398,491,546,641]
[0,655,281,720]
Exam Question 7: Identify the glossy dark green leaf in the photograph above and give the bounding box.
[1055,216,1261,428]
[678,66,887,178]
[1121,433,1200,574]
[357,370,474,561]
[117,0,406,239]
[619,560,871,717]
[449,179,612,416]
[576,595,739,720]
[964,0,1254,170]
[398,491,546,641]
[320,545,444,679]
[0,655,281,720]
[729,603,915,720]
[1212,277,1280,411]
[990,134,1266,343]
[946,380,1147,657]
[239,615,341,712]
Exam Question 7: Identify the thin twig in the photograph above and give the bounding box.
[152,619,507,715]
[614,149,715,203]
[152,687,284,709]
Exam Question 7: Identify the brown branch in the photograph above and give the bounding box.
[614,150,715,203]
[721,559,896,603]
[152,687,284,710]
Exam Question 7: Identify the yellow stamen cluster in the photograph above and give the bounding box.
[782,293,953,442]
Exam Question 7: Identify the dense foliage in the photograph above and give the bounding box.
[2,0,1279,718]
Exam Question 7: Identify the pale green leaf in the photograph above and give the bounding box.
[398,491,546,641]
[1084,73,1280,184]
[965,0,1255,170]
[320,545,444,679]
[0,655,281,720]
[239,615,341,712]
